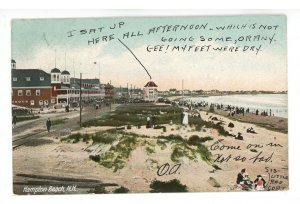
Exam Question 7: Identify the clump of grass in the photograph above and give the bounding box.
[150,179,188,193]
[187,135,213,145]
[205,121,228,136]
[89,154,100,162]
[92,131,138,172]
[196,143,212,163]
[61,133,90,143]
[92,131,117,144]
[113,186,129,193]
[189,116,228,136]
[157,139,167,150]
[15,115,39,122]
[83,104,183,128]
[145,146,155,155]
[88,186,108,194]
[52,118,67,126]
[157,134,185,144]
[171,146,186,162]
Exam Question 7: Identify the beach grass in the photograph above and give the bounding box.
[51,118,68,126]
[62,129,213,172]
[150,179,188,193]
[82,104,182,127]
[15,115,40,122]
[113,186,129,193]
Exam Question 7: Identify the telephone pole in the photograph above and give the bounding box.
[79,73,82,128]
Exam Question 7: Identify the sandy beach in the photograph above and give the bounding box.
[13,104,288,194]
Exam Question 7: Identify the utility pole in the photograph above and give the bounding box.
[182,79,184,98]
[79,73,82,128]
[98,60,101,83]
[127,83,129,99]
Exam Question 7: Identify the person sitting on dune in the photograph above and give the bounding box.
[254,175,266,191]
[247,127,256,133]
[236,169,250,190]
[235,132,244,140]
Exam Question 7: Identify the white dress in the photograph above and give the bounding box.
[182,112,189,125]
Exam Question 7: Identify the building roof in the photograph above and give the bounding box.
[51,67,61,73]
[12,69,51,87]
[144,81,158,87]
[61,70,70,75]
[70,78,100,85]
[11,59,16,63]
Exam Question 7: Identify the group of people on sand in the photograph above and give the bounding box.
[178,99,276,118]
[236,169,266,191]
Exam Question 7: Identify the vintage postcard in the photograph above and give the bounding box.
[12,15,288,194]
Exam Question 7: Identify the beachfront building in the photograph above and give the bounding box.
[104,83,114,99]
[143,81,158,102]
[11,59,104,108]
[11,60,53,108]
[56,78,104,105]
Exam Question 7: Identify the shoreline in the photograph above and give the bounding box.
[169,96,287,134]
[200,106,287,134]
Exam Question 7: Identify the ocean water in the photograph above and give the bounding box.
[188,94,288,118]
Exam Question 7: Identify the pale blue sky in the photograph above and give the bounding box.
[11,16,287,91]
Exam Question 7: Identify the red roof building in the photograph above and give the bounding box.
[143,81,158,102]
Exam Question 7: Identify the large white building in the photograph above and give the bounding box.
[143,81,158,102]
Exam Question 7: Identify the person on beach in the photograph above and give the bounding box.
[180,111,184,125]
[236,169,248,189]
[182,111,189,125]
[236,169,253,190]
[256,109,259,115]
[152,115,156,128]
[235,132,243,140]
[254,175,266,191]
[46,118,52,133]
[12,115,17,128]
[146,116,151,128]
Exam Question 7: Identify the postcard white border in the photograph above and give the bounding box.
[1,8,300,204]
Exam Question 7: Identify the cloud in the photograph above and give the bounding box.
[14,40,287,91]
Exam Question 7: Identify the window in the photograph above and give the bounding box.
[26,90,31,96]
[51,99,55,104]
[52,74,56,81]
[18,90,22,96]
[30,100,34,106]
[36,89,41,96]
[13,77,17,81]
[26,77,31,81]
[39,100,43,105]
[40,77,44,81]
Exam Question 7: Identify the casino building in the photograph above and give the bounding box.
[11,59,104,108]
